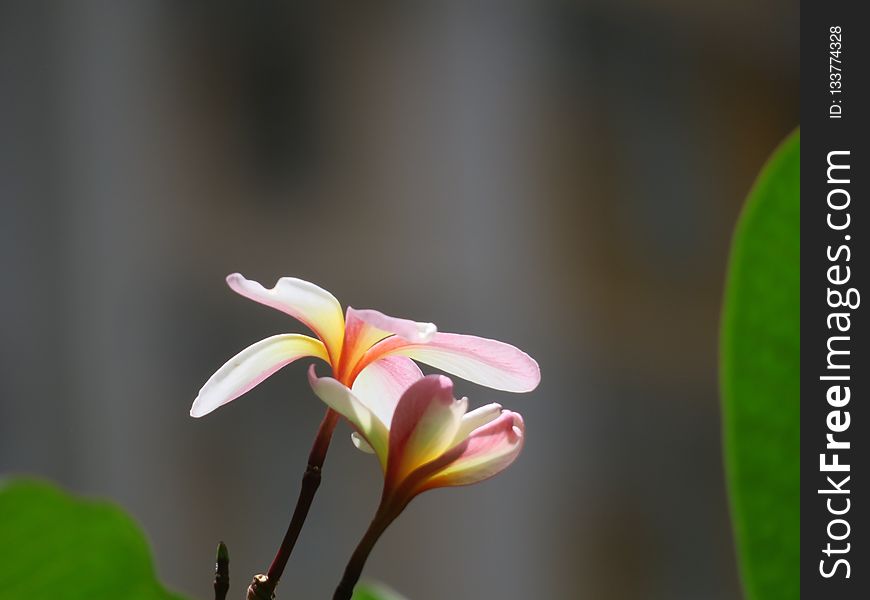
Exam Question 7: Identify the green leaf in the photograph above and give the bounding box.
[0,478,187,600]
[352,582,408,600]
[720,129,799,600]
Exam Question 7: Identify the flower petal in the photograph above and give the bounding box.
[351,308,437,344]
[386,375,467,487]
[307,366,389,465]
[351,432,375,453]
[361,332,540,393]
[352,356,424,427]
[191,334,327,418]
[423,411,525,489]
[453,402,503,444]
[226,273,345,364]
[337,307,435,383]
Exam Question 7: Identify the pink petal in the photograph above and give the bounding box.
[385,375,467,488]
[352,356,424,427]
[336,307,435,383]
[351,308,436,344]
[422,411,525,489]
[190,334,328,418]
[358,332,540,393]
[226,274,345,365]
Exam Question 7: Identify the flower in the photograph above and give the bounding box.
[190,275,540,429]
[308,370,524,509]
[319,371,528,599]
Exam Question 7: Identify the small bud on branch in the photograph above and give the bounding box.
[213,541,229,600]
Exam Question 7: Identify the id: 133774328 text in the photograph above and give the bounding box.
[829,26,844,119]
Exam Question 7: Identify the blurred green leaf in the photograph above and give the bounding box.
[720,129,799,600]
[352,582,408,600]
[0,478,187,600]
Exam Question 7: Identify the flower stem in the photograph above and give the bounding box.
[263,407,340,592]
[332,507,398,600]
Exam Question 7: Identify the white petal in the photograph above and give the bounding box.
[351,432,375,453]
[307,366,389,466]
[190,334,327,418]
[453,402,503,444]
[226,274,345,364]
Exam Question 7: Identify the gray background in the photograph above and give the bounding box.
[1,1,798,598]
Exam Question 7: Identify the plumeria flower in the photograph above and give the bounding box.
[191,274,538,597]
[310,370,524,507]
[319,372,526,600]
[190,275,540,443]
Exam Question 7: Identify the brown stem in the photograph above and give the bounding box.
[263,407,340,592]
[332,505,400,600]
[246,574,274,600]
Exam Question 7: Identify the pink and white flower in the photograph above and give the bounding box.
[190,275,540,446]
[309,371,525,508]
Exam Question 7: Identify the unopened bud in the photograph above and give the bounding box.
[214,541,229,600]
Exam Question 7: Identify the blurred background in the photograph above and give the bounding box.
[1,1,798,598]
